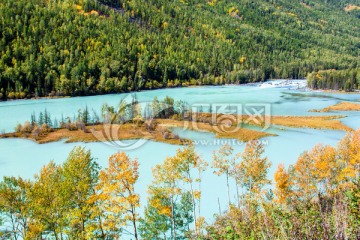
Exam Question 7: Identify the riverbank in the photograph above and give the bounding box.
[312,89,360,94]
[3,79,360,103]
[0,79,308,102]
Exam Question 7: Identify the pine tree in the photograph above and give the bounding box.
[44,109,49,125]
[38,112,44,125]
[30,112,36,126]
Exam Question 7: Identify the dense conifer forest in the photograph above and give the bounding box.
[1,0,360,99]
[308,68,360,91]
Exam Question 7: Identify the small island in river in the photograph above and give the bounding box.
[310,101,360,112]
[0,112,353,145]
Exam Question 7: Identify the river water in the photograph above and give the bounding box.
[1,80,360,222]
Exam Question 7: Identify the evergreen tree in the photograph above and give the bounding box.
[30,112,36,126]
[38,112,44,126]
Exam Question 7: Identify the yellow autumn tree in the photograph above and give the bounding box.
[61,147,99,240]
[212,144,235,205]
[292,151,317,200]
[151,156,182,239]
[308,144,338,194]
[239,140,271,196]
[282,130,360,201]
[0,177,32,240]
[337,129,360,187]
[151,145,206,238]
[239,56,247,64]
[28,161,65,239]
[148,186,173,217]
[172,145,207,236]
[96,152,140,240]
[274,164,292,204]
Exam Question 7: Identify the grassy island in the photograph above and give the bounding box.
[0,118,276,145]
[0,96,354,145]
[186,113,353,131]
[310,102,360,113]
[270,115,352,131]
[0,115,352,145]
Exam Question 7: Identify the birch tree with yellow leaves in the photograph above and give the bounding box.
[0,177,32,240]
[239,140,271,196]
[61,147,99,240]
[337,129,360,186]
[274,164,291,204]
[27,161,66,239]
[95,152,140,240]
[140,145,206,239]
[212,144,235,206]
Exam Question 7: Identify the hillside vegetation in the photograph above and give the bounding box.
[1,0,360,99]
[308,68,360,91]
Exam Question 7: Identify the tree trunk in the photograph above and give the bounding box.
[53,228,59,240]
[317,193,330,240]
[226,172,231,206]
[218,197,222,215]
[188,174,197,237]
[131,207,138,240]
[235,181,240,208]
[99,218,106,239]
[171,197,177,240]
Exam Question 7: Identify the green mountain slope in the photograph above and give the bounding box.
[0,0,359,99]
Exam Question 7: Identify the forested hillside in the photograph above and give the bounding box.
[1,0,360,99]
[308,68,360,91]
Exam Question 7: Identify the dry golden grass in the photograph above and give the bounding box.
[270,116,352,131]
[181,113,352,131]
[158,119,275,142]
[310,102,360,113]
[0,123,189,145]
[240,115,351,131]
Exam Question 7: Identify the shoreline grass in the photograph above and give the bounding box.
[190,113,352,131]
[157,119,275,142]
[310,102,360,113]
[270,115,352,131]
